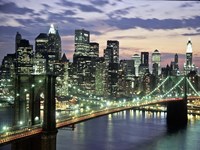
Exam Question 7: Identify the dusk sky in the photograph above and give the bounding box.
[0,0,200,70]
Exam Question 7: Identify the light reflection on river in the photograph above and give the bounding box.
[57,110,200,150]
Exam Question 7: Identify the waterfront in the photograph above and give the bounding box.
[1,108,200,150]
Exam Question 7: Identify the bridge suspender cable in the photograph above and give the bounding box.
[141,76,169,100]
[186,78,200,96]
[162,77,184,98]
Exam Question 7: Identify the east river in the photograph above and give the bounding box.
[1,107,200,150]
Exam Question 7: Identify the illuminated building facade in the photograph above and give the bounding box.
[139,52,149,75]
[152,49,161,76]
[16,39,33,74]
[104,40,119,97]
[95,57,106,96]
[56,54,69,97]
[184,39,195,73]
[73,29,90,62]
[48,24,62,61]
[89,42,99,58]
[72,29,97,93]
[35,33,48,57]
[15,32,22,53]
[132,54,140,77]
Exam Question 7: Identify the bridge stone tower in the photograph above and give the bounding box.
[12,73,57,150]
[166,76,188,131]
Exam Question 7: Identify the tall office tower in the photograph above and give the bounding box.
[48,24,61,61]
[95,57,106,96]
[73,29,90,62]
[175,53,178,64]
[105,40,119,63]
[0,54,16,78]
[166,53,179,76]
[34,33,48,74]
[89,42,99,58]
[141,52,149,65]
[120,59,134,79]
[142,71,156,95]
[139,52,149,75]
[35,33,48,57]
[118,60,134,96]
[152,49,161,76]
[104,40,119,98]
[56,54,69,97]
[16,38,33,74]
[73,29,96,92]
[15,32,22,53]
[132,54,141,77]
[173,53,179,75]
[184,39,195,73]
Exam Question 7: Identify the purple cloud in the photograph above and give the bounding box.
[0,2,34,14]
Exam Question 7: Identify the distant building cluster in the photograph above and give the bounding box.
[0,25,199,102]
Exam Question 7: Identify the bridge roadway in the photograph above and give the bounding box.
[0,96,200,146]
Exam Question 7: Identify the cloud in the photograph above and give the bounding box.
[113,35,146,40]
[41,4,52,9]
[57,0,103,13]
[107,6,135,19]
[0,26,29,37]
[182,32,200,36]
[47,11,83,24]
[0,2,34,14]
[179,2,194,8]
[89,0,109,6]
[104,16,200,30]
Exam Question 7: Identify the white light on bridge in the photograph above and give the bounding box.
[19,121,23,125]
[2,126,8,131]
[35,116,39,121]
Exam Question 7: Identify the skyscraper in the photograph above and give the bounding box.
[184,39,195,73]
[72,29,97,93]
[35,33,48,57]
[104,40,119,97]
[175,53,178,64]
[73,29,90,62]
[15,32,22,53]
[105,40,119,63]
[152,49,161,76]
[89,42,99,58]
[132,54,140,77]
[16,38,33,74]
[48,24,61,61]
[139,52,149,75]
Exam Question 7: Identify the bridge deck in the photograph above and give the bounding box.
[1,96,200,146]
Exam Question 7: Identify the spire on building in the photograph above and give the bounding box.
[61,54,69,63]
[48,24,56,34]
[186,38,192,53]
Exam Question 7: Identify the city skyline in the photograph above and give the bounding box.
[0,0,200,69]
